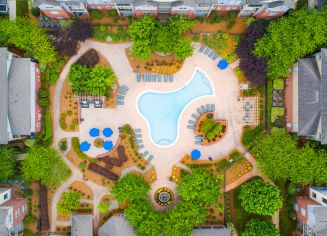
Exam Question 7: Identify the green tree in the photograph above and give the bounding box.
[57,191,82,216]
[243,219,280,236]
[239,179,282,216]
[111,174,150,203]
[254,8,327,79]
[0,147,16,182]
[174,39,193,59]
[0,18,56,65]
[177,170,222,206]
[22,146,70,187]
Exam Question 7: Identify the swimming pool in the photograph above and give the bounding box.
[137,69,214,147]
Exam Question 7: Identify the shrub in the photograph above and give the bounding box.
[273,79,285,90]
[107,10,117,17]
[57,191,82,216]
[192,35,200,42]
[271,107,284,123]
[90,10,102,19]
[59,140,67,152]
[31,7,40,17]
[243,219,280,236]
[274,118,283,128]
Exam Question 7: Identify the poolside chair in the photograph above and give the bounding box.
[212,53,219,61]
[200,45,205,52]
[118,89,126,95]
[116,101,124,105]
[191,113,199,120]
[158,74,162,82]
[169,75,173,82]
[134,129,141,133]
[187,125,195,130]
[136,145,144,150]
[142,74,146,82]
[153,74,157,82]
[188,120,196,125]
[147,155,154,163]
[204,47,211,55]
[134,139,143,144]
[195,141,203,145]
[195,136,203,141]
[121,85,129,91]
[134,134,142,138]
[206,104,211,112]
[197,108,203,115]
[142,151,149,158]
[137,74,141,82]
[116,95,125,100]
[164,75,168,82]
[211,104,215,112]
[208,50,215,58]
[201,105,207,113]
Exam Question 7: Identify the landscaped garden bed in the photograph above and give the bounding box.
[24,183,39,234]
[92,25,129,43]
[225,157,253,185]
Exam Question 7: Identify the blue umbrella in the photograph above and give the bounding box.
[80,141,91,152]
[103,128,113,137]
[103,141,113,151]
[89,128,99,137]
[191,149,201,160]
[218,59,228,70]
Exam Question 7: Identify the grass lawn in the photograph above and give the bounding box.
[231,178,268,233]
[16,0,29,17]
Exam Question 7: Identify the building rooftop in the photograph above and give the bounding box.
[71,215,93,236]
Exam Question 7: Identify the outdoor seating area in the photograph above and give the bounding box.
[80,97,104,109]
[188,104,216,131]
[199,45,219,61]
[116,85,129,106]
[240,97,259,126]
[272,90,284,107]
[39,16,60,28]
[79,127,114,152]
[134,129,154,163]
[136,73,174,83]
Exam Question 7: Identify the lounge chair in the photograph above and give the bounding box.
[158,75,162,82]
[195,136,203,141]
[134,129,141,133]
[136,145,144,150]
[142,151,149,158]
[134,134,142,138]
[118,89,126,95]
[137,74,141,82]
[195,141,203,145]
[188,120,196,125]
[191,113,199,120]
[142,74,146,82]
[134,139,143,144]
[208,50,215,58]
[204,47,211,55]
[121,85,129,91]
[147,74,151,82]
[147,155,154,163]
[169,75,173,82]
[197,108,203,115]
[212,54,219,61]
[211,104,215,112]
[206,104,211,112]
[116,101,124,105]
[116,95,125,100]
[200,45,205,52]
[152,74,157,82]
[164,75,168,82]
[187,125,195,130]
[201,105,207,113]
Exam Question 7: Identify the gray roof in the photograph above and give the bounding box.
[98,216,136,236]
[133,0,158,7]
[8,58,31,136]
[172,0,197,8]
[298,48,327,144]
[308,205,327,233]
[71,215,93,236]
[191,228,231,236]
[0,48,8,145]
[0,209,7,236]
[33,0,61,7]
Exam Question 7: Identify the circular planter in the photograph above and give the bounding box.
[94,138,104,148]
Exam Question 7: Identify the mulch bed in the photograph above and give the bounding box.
[39,183,49,231]
[75,49,99,67]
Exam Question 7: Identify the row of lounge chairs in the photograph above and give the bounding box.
[133,129,153,163]
[136,74,173,83]
[199,45,219,61]
[116,85,129,106]
[187,103,216,131]
[195,135,204,145]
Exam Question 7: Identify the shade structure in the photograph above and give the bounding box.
[89,128,100,137]
[80,141,91,152]
[218,59,228,69]
[103,141,113,151]
[103,128,113,137]
[191,149,201,160]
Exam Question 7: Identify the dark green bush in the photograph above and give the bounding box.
[90,10,102,19]
[31,7,40,17]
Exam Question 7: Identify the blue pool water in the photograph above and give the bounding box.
[137,69,214,146]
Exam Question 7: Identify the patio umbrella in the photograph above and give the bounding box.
[103,141,113,151]
[103,128,113,138]
[191,149,201,160]
[80,141,91,152]
[89,128,99,137]
[218,59,228,70]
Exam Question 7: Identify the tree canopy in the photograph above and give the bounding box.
[22,146,70,187]
[254,8,327,80]
[0,18,56,64]
[251,128,327,184]
[242,219,280,236]
[68,64,116,95]
[236,20,269,86]
[0,147,17,182]
[111,173,150,203]
[128,15,194,59]
[239,178,282,216]
[57,191,82,216]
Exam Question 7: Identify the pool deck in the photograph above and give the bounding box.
[79,40,243,180]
